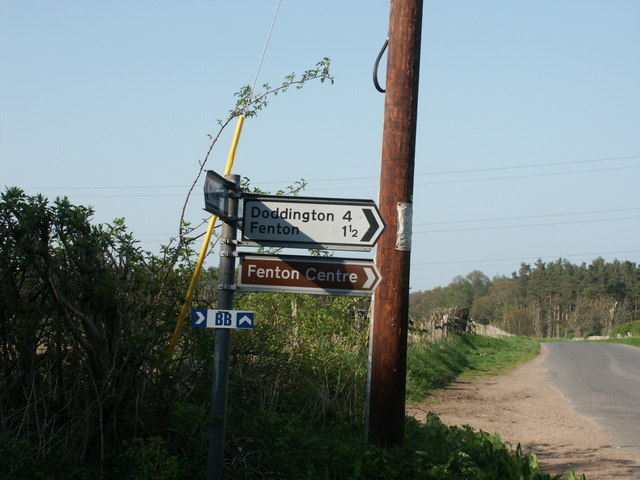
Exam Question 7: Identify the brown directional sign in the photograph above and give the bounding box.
[237,253,382,297]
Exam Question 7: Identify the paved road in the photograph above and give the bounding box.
[542,342,640,456]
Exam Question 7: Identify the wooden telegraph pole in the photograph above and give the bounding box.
[367,0,423,446]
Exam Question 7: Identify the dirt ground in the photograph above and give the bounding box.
[407,343,640,479]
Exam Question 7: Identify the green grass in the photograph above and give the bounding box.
[225,408,571,480]
[460,335,540,377]
[594,337,640,347]
[406,335,540,402]
[539,336,640,348]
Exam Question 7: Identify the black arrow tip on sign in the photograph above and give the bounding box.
[361,208,380,243]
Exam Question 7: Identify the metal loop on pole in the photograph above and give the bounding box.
[373,38,388,93]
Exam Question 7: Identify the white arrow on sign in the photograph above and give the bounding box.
[363,267,376,289]
[237,315,254,329]
[194,310,206,326]
[241,194,385,251]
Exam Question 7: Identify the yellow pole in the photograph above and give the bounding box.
[223,115,244,175]
[168,115,245,357]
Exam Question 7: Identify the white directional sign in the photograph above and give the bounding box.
[241,194,385,251]
[237,253,382,296]
[191,309,255,329]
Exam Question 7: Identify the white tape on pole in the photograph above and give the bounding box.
[395,202,413,251]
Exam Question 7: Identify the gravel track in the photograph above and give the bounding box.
[407,343,640,479]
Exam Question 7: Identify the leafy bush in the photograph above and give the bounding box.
[121,437,180,480]
[611,319,640,337]
[0,434,54,480]
[0,188,207,478]
[218,412,571,480]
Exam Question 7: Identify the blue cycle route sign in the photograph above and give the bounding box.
[191,309,255,329]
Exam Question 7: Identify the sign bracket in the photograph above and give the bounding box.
[203,170,242,224]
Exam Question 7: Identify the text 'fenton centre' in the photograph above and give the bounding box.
[246,263,358,283]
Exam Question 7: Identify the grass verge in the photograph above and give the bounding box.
[406,335,540,402]
[539,337,640,348]
[594,337,640,347]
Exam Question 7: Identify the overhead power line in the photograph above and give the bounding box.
[22,153,640,192]
[309,164,640,193]
[306,164,640,193]
[415,215,640,234]
[269,154,640,184]
[132,210,640,243]
[411,249,640,267]
[416,207,640,226]
[23,185,187,190]
[414,164,640,187]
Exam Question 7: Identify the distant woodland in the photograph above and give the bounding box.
[410,258,640,338]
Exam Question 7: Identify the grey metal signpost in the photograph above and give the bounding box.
[208,174,240,480]
[198,170,385,479]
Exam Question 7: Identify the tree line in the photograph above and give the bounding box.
[410,258,640,338]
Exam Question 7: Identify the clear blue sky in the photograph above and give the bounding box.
[2,1,639,291]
